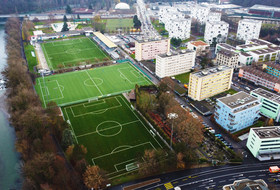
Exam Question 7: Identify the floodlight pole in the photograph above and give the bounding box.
[168,113,178,150]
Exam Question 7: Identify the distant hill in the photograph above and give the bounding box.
[232,0,280,8]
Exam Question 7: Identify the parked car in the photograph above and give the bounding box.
[215,134,222,137]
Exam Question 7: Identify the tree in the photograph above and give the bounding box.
[171,37,182,47]
[61,21,69,32]
[83,165,108,189]
[177,152,185,169]
[63,15,67,22]
[32,17,40,23]
[138,91,156,112]
[138,149,158,175]
[61,128,75,150]
[89,4,93,9]
[157,92,175,115]
[65,5,72,14]
[57,63,65,69]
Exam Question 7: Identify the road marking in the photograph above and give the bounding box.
[258,174,266,177]
[199,184,206,187]
[164,182,173,190]
[248,175,256,178]
[172,181,178,184]
[229,178,236,181]
[219,180,226,183]
[182,178,188,181]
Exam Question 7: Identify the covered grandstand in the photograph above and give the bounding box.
[92,32,120,59]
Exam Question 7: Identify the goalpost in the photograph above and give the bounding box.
[88,97,98,103]
[125,163,139,171]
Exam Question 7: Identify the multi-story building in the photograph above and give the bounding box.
[246,126,280,161]
[159,7,178,23]
[188,65,233,101]
[251,88,280,122]
[135,38,170,61]
[238,66,280,92]
[190,5,210,24]
[263,62,280,77]
[223,179,268,190]
[236,19,262,41]
[187,40,210,56]
[204,21,229,44]
[206,12,221,22]
[216,49,240,68]
[161,12,185,25]
[155,49,195,78]
[165,18,191,40]
[214,91,261,132]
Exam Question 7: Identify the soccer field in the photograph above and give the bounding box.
[106,18,133,31]
[35,62,152,107]
[62,95,165,178]
[41,37,109,70]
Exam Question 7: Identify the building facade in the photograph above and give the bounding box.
[251,88,280,122]
[216,49,240,68]
[238,66,280,92]
[135,38,170,61]
[214,91,261,132]
[246,126,280,161]
[165,18,191,40]
[263,62,280,77]
[187,40,210,56]
[236,19,262,41]
[223,179,268,190]
[188,66,233,101]
[155,50,195,78]
[204,21,229,44]
[206,12,221,22]
[159,7,179,23]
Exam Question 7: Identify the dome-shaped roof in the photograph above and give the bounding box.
[115,2,130,9]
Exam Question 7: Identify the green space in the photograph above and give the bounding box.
[24,44,38,71]
[34,62,152,107]
[41,37,110,70]
[62,95,165,178]
[174,72,191,84]
[151,19,167,37]
[106,18,133,31]
[179,46,188,50]
[225,89,238,95]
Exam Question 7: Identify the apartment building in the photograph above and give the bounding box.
[159,7,178,23]
[263,62,280,77]
[188,66,233,101]
[223,179,268,190]
[204,21,229,44]
[214,91,261,132]
[236,19,262,41]
[190,5,210,24]
[246,126,280,161]
[187,40,210,56]
[135,38,170,61]
[238,66,280,92]
[251,88,280,122]
[216,49,240,68]
[155,49,195,78]
[206,12,221,22]
[165,18,191,40]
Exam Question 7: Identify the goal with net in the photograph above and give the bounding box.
[125,163,139,171]
[88,97,98,103]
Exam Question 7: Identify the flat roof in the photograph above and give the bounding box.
[189,40,209,47]
[135,37,168,43]
[191,65,232,78]
[251,88,280,104]
[217,43,236,51]
[264,62,280,71]
[218,49,238,57]
[240,52,252,57]
[248,39,272,45]
[240,66,280,84]
[251,48,276,55]
[239,19,262,24]
[252,126,280,139]
[218,91,259,109]
[223,179,268,190]
[207,20,229,25]
[93,32,117,48]
[250,4,280,12]
[157,49,194,58]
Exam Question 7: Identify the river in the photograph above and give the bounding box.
[0,25,22,189]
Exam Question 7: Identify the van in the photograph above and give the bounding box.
[171,77,175,80]
[245,87,250,91]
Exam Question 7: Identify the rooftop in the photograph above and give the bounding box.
[250,48,276,55]
[223,179,268,190]
[251,88,280,104]
[217,43,236,51]
[218,49,238,57]
[240,52,252,57]
[189,40,209,47]
[93,32,117,48]
[239,19,262,24]
[207,20,229,25]
[157,49,194,58]
[250,4,280,12]
[218,91,259,109]
[264,61,280,71]
[248,39,272,46]
[252,126,280,139]
[191,65,232,78]
[135,37,168,43]
[240,66,280,84]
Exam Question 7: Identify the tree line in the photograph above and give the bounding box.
[3,16,109,190]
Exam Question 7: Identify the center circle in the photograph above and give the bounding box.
[96,121,122,137]
[84,78,103,86]
[66,48,81,54]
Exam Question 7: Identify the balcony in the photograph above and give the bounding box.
[228,114,235,119]
[228,117,235,122]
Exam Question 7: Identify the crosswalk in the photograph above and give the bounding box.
[164,182,174,189]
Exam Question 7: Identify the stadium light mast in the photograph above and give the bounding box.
[168,113,178,150]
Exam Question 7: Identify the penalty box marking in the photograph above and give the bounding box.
[39,79,64,101]
[69,96,122,117]
[51,39,83,46]
[118,67,146,84]
[83,99,106,108]
[127,64,152,84]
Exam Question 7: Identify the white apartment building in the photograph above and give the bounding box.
[206,12,221,22]
[247,126,280,161]
[165,18,191,40]
[236,19,262,41]
[159,7,179,23]
[155,49,195,78]
[204,21,229,44]
[216,49,240,68]
[135,38,170,61]
[190,5,210,24]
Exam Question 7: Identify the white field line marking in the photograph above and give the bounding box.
[51,39,83,46]
[56,80,64,98]
[85,70,103,96]
[114,159,135,171]
[47,47,96,56]
[108,168,139,179]
[118,69,133,84]
[76,120,140,138]
[64,108,79,144]
[88,37,109,58]
[130,70,141,78]
[41,43,54,70]
[107,168,126,176]
[127,63,152,84]
[83,99,106,108]
[38,79,47,108]
[42,86,50,96]
[119,96,163,148]
[111,145,133,153]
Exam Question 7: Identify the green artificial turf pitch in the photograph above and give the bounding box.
[106,18,133,31]
[62,95,165,178]
[41,37,109,70]
[35,62,152,107]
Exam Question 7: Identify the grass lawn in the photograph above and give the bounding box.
[225,89,238,95]
[106,18,133,31]
[179,46,188,50]
[34,62,152,107]
[41,37,110,70]
[24,44,38,72]
[174,72,191,84]
[62,94,165,178]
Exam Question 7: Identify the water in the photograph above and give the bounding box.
[0,25,22,189]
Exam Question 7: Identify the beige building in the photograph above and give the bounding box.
[189,66,233,101]
[155,49,196,78]
[135,38,170,61]
[187,40,210,56]
[216,49,240,68]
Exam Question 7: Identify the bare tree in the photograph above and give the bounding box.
[83,165,108,189]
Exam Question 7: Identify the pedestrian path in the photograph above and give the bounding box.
[35,42,50,71]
